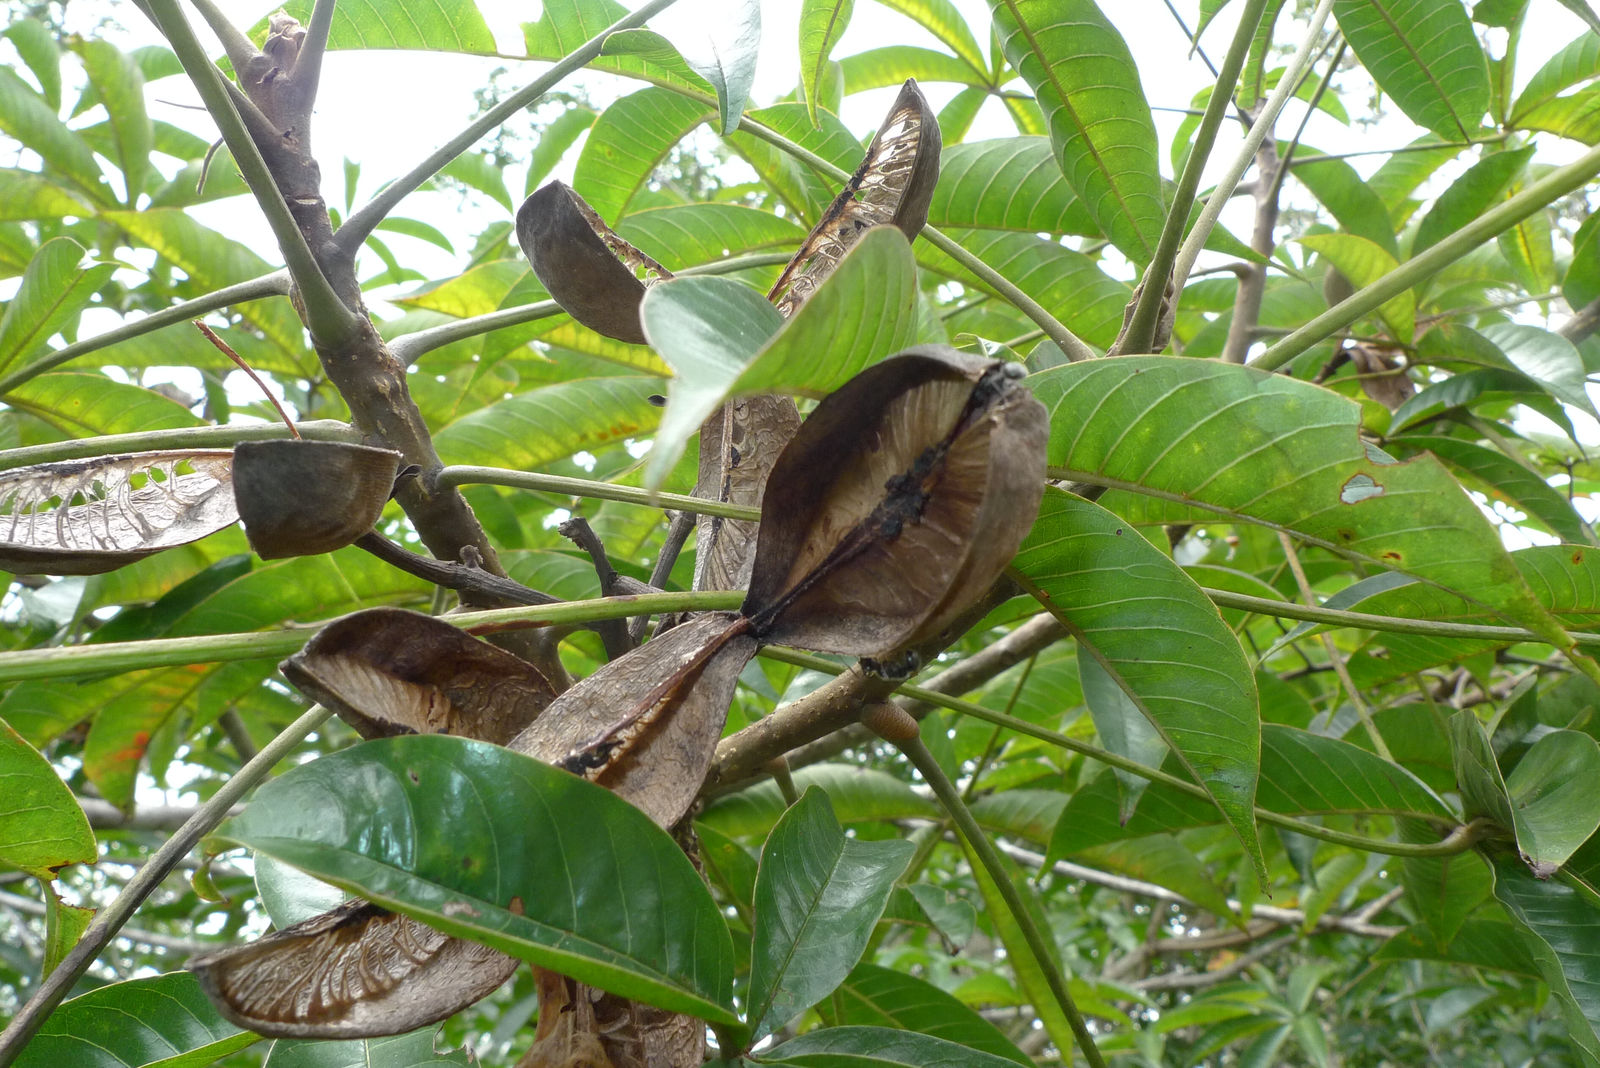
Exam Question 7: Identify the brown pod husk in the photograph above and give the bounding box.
[694,395,803,592]
[510,611,757,830]
[742,346,1047,658]
[0,450,237,575]
[233,440,402,559]
[769,79,940,318]
[516,181,674,344]
[281,607,557,745]
[189,899,515,1039]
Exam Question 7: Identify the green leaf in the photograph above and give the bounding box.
[642,226,919,486]
[767,1025,1028,1067]
[989,0,1164,264]
[0,237,114,377]
[1450,709,1517,830]
[1299,232,1414,344]
[1553,0,1600,37]
[5,372,203,436]
[1032,356,1572,648]
[436,374,665,472]
[840,46,987,92]
[15,971,257,1068]
[214,734,740,1027]
[700,764,939,840]
[1373,915,1540,977]
[4,18,61,112]
[0,169,90,221]
[265,1028,472,1067]
[1481,322,1598,419]
[1503,730,1600,874]
[0,68,109,204]
[1507,87,1600,143]
[1412,147,1532,256]
[870,0,988,75]
[1332,0,1492,141]
[1509,35,1600,125]
[524,0,710,92]
[1012,488,1263,874]
[246,0,496,54]
[1387,434,1592,545]
[928,137,1097,235]
[619,202,806,270]
[1051,724,1450,853]
[74,39,151,206]
[746,787,914,1041]
[573,87,714,222]
[435,150,510,211]
[1076,642,1171,825]
[1490,853,1600,1060]
[0,718,95,878]
[1289,150,1398,254]
[42,885,94,977]
[800,0,855,127]
[674,0,761,135]
[1566,210,1600,311]
[821,963,1031,1064]
[726,102,863,220]
[524,106,595,195]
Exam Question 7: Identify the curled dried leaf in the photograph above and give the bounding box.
[189,899,516,1039]
[281,607,556,745]
[516,181,674,344]
[0,450,237,575]
[743,346,1047,658]
[511,611,757,830]
[233,440,402,559]
[769,79,940,318]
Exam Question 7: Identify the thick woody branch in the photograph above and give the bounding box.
[1562,294,1600,345]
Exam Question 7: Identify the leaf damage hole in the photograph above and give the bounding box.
[1339,473,1384,504]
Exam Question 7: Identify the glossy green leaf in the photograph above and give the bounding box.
[1051,723,1450,854]
[1077,640,1170,825]
[800,0,854,127]
[1490,853,1600,1060]
[1509,35,1600,126]
[767,1026,1026,1068]
[265,1028,472,1067]
[0,68,108,204]
[989,0,1164,264]
[15,971,257,1068]
[618,202,805,270]
[247,0,496,54]
[747,787,914,1041]
[1237,0,1286,109]
[700,764,939,840]
[0,718,95,878]
[525,0,709,92]
[0,237,114,376]
[871,0,988,74]
[214,734,740,1027]
[1332,0,1492,140]
[1289,151,1397,254]
[642,226,919,485]
[1450,710,1517,830]
[1387,434,1592,545]
[674,0,760,135]
[1300,232,1414,343]
[841,46,986,92]
[434,374,665,471]
[820,964,1030,1064]
[5,372,203,436]
[1012,488,1263,873]
[1503,730,1600,874]
[1033,356,1572,646]
[1512,87,1600,143]
[74,38,150,206]
[1373,915,1540,977]
[573,87,714,222]
[1481,322,1597,418]
[0,169,91,221]
[927,137,1097,235]
[1412,147,1532,256]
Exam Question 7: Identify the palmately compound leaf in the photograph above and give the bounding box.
[743,346,1046,659]
[280,607,556,746]
[0,449,236,575]
[232,440,402,559]
[516,179,675,344]
[768,79,939,318]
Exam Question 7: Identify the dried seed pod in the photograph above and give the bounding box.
[281,607,556,745]
[233,440,402,559]
[769,79,940,317]
[510,611,757,830]
[694,395,803,592]
[189,899,515,1039]
[743,346,1047,658]
[516,181,674,344]
[0,450,237,575]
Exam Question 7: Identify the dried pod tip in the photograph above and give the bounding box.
[515,181,673,345]
[861,702,920,742]
[232,440,402,560]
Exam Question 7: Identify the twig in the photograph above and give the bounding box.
[558,516,633,658]
[79,798,242,830]
[0,702,334,1064]
[193,321,300,437]
[353,531,558,607]
[632,510,697,643]
[0,888,222,956]
[436,466,762,521]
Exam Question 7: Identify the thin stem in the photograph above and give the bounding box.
[193,322,300,436]
[0,591,746,683]
[1123,0,1268,353]
[336,0,681,253]
[1172,0,1337,295]
[761,646,1482,858]
[0,271,289,395]
[0,419,358,472]
[0,703,335,1065]
[1256,138,1600,370]
[388,251,793,366]
[436,466,762,521]
[899,733,1109,1068]
[142,0,359,347]
[296,0,337,115]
